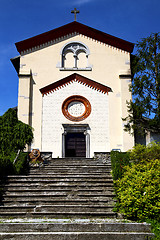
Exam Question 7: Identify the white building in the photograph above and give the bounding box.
[11,21,134,157]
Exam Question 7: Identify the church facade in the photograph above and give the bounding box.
[12,21,134,158]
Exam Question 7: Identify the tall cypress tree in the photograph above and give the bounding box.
[124,33,160,135]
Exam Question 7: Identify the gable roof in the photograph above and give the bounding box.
[40,73,112,96]
[16,21,134,54]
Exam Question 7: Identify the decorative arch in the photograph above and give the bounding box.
[60,41,90,55]
[60,41,92,70]
[62,95,91,122]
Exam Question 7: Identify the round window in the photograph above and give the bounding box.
[62,95,91,122]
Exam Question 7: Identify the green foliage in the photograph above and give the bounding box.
[0,152,29,202]
[112,143,160,226]
[147,219,160,240]
[111,151,130,180]
[0,108,32,179]
[0,154,14,178]
[115,159,160,221]
[124,32,160,134]
[129,142,160,163]
[0,108,33,156]
[14,152,29,175]
[0,152,29,178]
[0,108,32,201]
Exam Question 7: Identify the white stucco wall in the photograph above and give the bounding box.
[42,81,109,158]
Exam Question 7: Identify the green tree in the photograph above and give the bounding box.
[0,108,33,156]
[124,33,160,135]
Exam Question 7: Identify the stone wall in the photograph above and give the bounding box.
[94,152,111,164]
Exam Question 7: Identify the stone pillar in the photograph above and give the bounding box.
[18,73,33,126]
[119,69,134,151]
[84,131,90,158]
[18,72,33,152]
[62,131,67,158]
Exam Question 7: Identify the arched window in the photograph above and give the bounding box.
[59,41,92,70]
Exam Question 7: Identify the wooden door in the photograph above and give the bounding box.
[65,133,86,157]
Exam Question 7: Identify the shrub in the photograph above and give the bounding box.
[147,219,160,240]
[0,108,33,155]
[115,158,160,221]
[111,151,130,180]
[0,154,14,178]
[0,108,32,178]
[0,152,29,178]
[129,142,160,163]
[14,152,29,175]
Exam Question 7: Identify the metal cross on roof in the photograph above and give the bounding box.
[71,8,80,21]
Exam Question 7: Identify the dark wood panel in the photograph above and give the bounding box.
[65,133,86,157]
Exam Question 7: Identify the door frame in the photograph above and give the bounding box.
[62,124,90,158]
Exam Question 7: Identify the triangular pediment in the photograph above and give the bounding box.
[16,21,134,54]
[40,73,112,96]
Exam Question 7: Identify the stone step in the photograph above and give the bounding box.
[3,191,115,199]
[3,188,114,194]
[0,221,153,231]
[0,222,153,233]
[48,161,111,165]
[2,186,114,191]
[50,158,110,161]
[50,158,105,162]
[29,171,111,175]
[46,165,112,169]
[30,167,111,170]
[0,205,114,213]
[30,165,111,168]
[1,183,114,188]
[2,199,116,206]
[0,219,154,240]
[29,169,111,173]
[2,197,115,206]
[5,180,113,185]
[52,158,95,160]
[0,206,35,212]
[47,163,112,167]
[2,196,116,204]
[0,232,154,240]
[2,180,114,185]
[4,177,113,183]
[0,157,117,222]
[47,160,111,163]
[30,169,112,172]
[46,164,111,167]
[0,211,117,219]
[6,174,113,178]
[35,205,115,213]
[0,156,154,239]
[3,191,116,196]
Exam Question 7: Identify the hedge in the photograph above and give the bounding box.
[111,151,130,180]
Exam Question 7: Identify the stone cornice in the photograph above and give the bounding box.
[15,22,134,54]
[40,73,112,96]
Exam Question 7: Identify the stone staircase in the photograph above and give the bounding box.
[0,220,154,240]
[0,158,116,218]
[0,157,154,239]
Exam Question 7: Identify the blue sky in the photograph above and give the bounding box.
[0,0,160,116]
